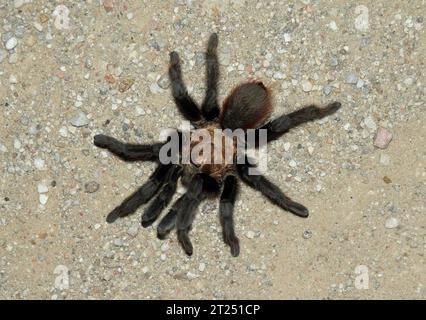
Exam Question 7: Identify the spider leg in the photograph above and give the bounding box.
[157,174,204,256]
[219,175,240,257]
[94,134,162,161]
[237,164,309,218]
[258,102,341,144]
[106,164,172,223]
[201,33,220,120]
[141,165,182,227]
[168,51,202,122]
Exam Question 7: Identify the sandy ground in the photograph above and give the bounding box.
[0,1,425,299]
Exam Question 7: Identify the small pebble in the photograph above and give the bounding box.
[34,22,43,32]
[346,73,358,84]
[149,83,162,94]
[14,138,22,150]
[59,127,68,137]
[37,183,49,194]
[301,80,313,92]
[0,49,7,63]
[323,85,333,95]
[127,224,139,237]
[6,37,18,50]
[113,239,124,247]
[70,111,89,127]
[303,230,312,239]
[39,194,48,205]
[363,116,377,131]
[187,272,199,280]
[9,74,18,84]
[374,127,393,149]
[379,154,390,166]
[34,158,45,170]
[385,217,399,229]
[246,231,255,239]
[283,142,291,152]
[157,74,170,89]
[84,181,100,193]
[14,0,24,8]
[328,21,338,31]
[198,263,206,272]
[289,160,297,168]
[354,5,369,32]
[161,243,169,252]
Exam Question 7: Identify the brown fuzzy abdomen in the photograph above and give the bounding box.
[220,80,273,130]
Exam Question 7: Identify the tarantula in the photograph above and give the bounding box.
[94,33,341,257]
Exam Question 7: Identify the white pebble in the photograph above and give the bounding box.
[301,80,312,92]
[39,194,48,205]
[149,83,162,94]
[14,0,24,8]
[363,116,377,131]
[59,126,68,137]
[198,263,206,272]
[6,37,18,50]
[69,111,89,127]
[9,74,18,84]
[0,143,7,153]
[283,33,292,43]
[354,5,369,32]
[379,154,390,166]
[385,217,399,229]
[127,224,139,237]
[34,158,45,170]
[186,272,199,280]
[283,142,291,151]
[328,21,338,31]
[246,231,255,239]
[289,159,297,167]
[136,107,145,116]
[37,183,49,194]
[14,138,22,150]
[34,22,43,32]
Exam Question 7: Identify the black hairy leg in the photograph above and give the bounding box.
[237,164,309,218]
[157,174,204,256]
[259,102,341,143]
[201,33,220,120]
[168,51,202,122]
[219,175,240,257]
[106,164,172,223]
[93,134,162,161]
[141,165,182,227]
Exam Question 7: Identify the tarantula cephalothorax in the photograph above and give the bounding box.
[94,33,341,257]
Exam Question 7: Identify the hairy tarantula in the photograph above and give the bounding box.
[94,33,341,257]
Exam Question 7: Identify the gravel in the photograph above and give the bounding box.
[69,111,89,127]
[84,181,100,193]
[0,0,424,300]
[385,217,399,229]
[374,127,393,149]
[5,37,18,50]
